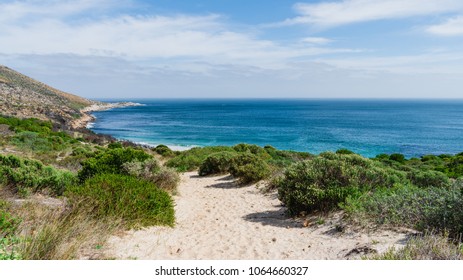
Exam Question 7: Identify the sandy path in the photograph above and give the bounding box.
[104,172,410,260]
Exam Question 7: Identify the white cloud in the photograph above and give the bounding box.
[283,0,463,27]
[301,37,333,45]
[0,0,358,71]
[427,16,463,36]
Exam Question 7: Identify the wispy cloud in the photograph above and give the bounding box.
[0,0,358,71]
[301,37,333,45]
[426,16,463,36]
[280,0,463,28]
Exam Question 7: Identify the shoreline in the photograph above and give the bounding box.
[70,101,143,130]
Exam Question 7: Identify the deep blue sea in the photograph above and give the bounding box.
[90,99,463,158]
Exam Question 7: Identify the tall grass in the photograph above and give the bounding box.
[18,202,120,260]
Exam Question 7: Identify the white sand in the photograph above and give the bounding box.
[103,172,411,260]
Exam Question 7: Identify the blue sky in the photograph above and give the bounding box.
[1,0,463,98]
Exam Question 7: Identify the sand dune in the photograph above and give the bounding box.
[103,172,410,260]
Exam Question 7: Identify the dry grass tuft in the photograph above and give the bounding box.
[15,201,121,260]
[367,232,463,260]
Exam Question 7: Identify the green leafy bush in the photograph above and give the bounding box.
[407,169,450,188]
[0,154,77,196]
[229,153,271,184]
[198,151,236,176]
[336,148,355,155]
[107,142,123,149]
[67,173,174,229]
[78,147,151,181]
[152,144,174,157]
[233,143,270,159]
[277,153,407,215]
[166,146,235,172]
[389,153,406,163]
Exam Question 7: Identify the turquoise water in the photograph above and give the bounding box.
[90,99,463,158]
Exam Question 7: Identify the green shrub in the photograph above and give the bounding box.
[67,174,174,229]
[166,146,235,172]
[277,153,407,215]
[0,154,77,196]
[229,153,271,184]
[123,158,179,192]
[407,169,450,188]
[336,148,355,155]
[78,147,151,181]
[0,201,20,239]
[344,184,463,237]
[445,155,463,178]
[0,201,21,260]
[152,144,174,157]
[198,151,236,176]
[107,142,123,149]
[233,143,269,159]
[389,153,406,163]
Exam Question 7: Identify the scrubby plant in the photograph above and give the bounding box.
[277,153,407,215]
[0,200,21,260]
[198,151,236,176]
[67,173,175,229]
[123,158,179,192]
[78,147,151,181]
[229,153,271,184]
[336,148,355,155]
[107,141,123,149]
[0,154,77,196]
[166,146,235,172]
[152,144,174,157]
[343,184,463,237]
[389,153,406,163]
[406,169,450,188]
[233,143,270,159]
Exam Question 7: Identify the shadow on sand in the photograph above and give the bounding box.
[243,209,302,229]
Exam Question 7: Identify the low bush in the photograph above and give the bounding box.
[123,158,179,192]
[166,146,235,172]
[229,153,271,184]
[152,144,174,157]
[407,169,450,188]
[277,153,407,215]
[0,154,77,196]
[67,173,174,229]
[336,148,355,155]
[198,151,236,176]
[343,184,463,237]
[78,147,151,181]
[233,143,270,159]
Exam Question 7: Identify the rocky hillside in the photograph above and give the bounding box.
[0,65,96,127]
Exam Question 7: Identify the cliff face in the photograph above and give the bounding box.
[0,65,96,127]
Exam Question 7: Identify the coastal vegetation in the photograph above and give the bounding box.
[0,115,177,259]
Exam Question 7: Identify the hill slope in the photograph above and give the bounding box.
[0,65,96,127]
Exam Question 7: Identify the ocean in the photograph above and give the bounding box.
[89,99,463,158]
